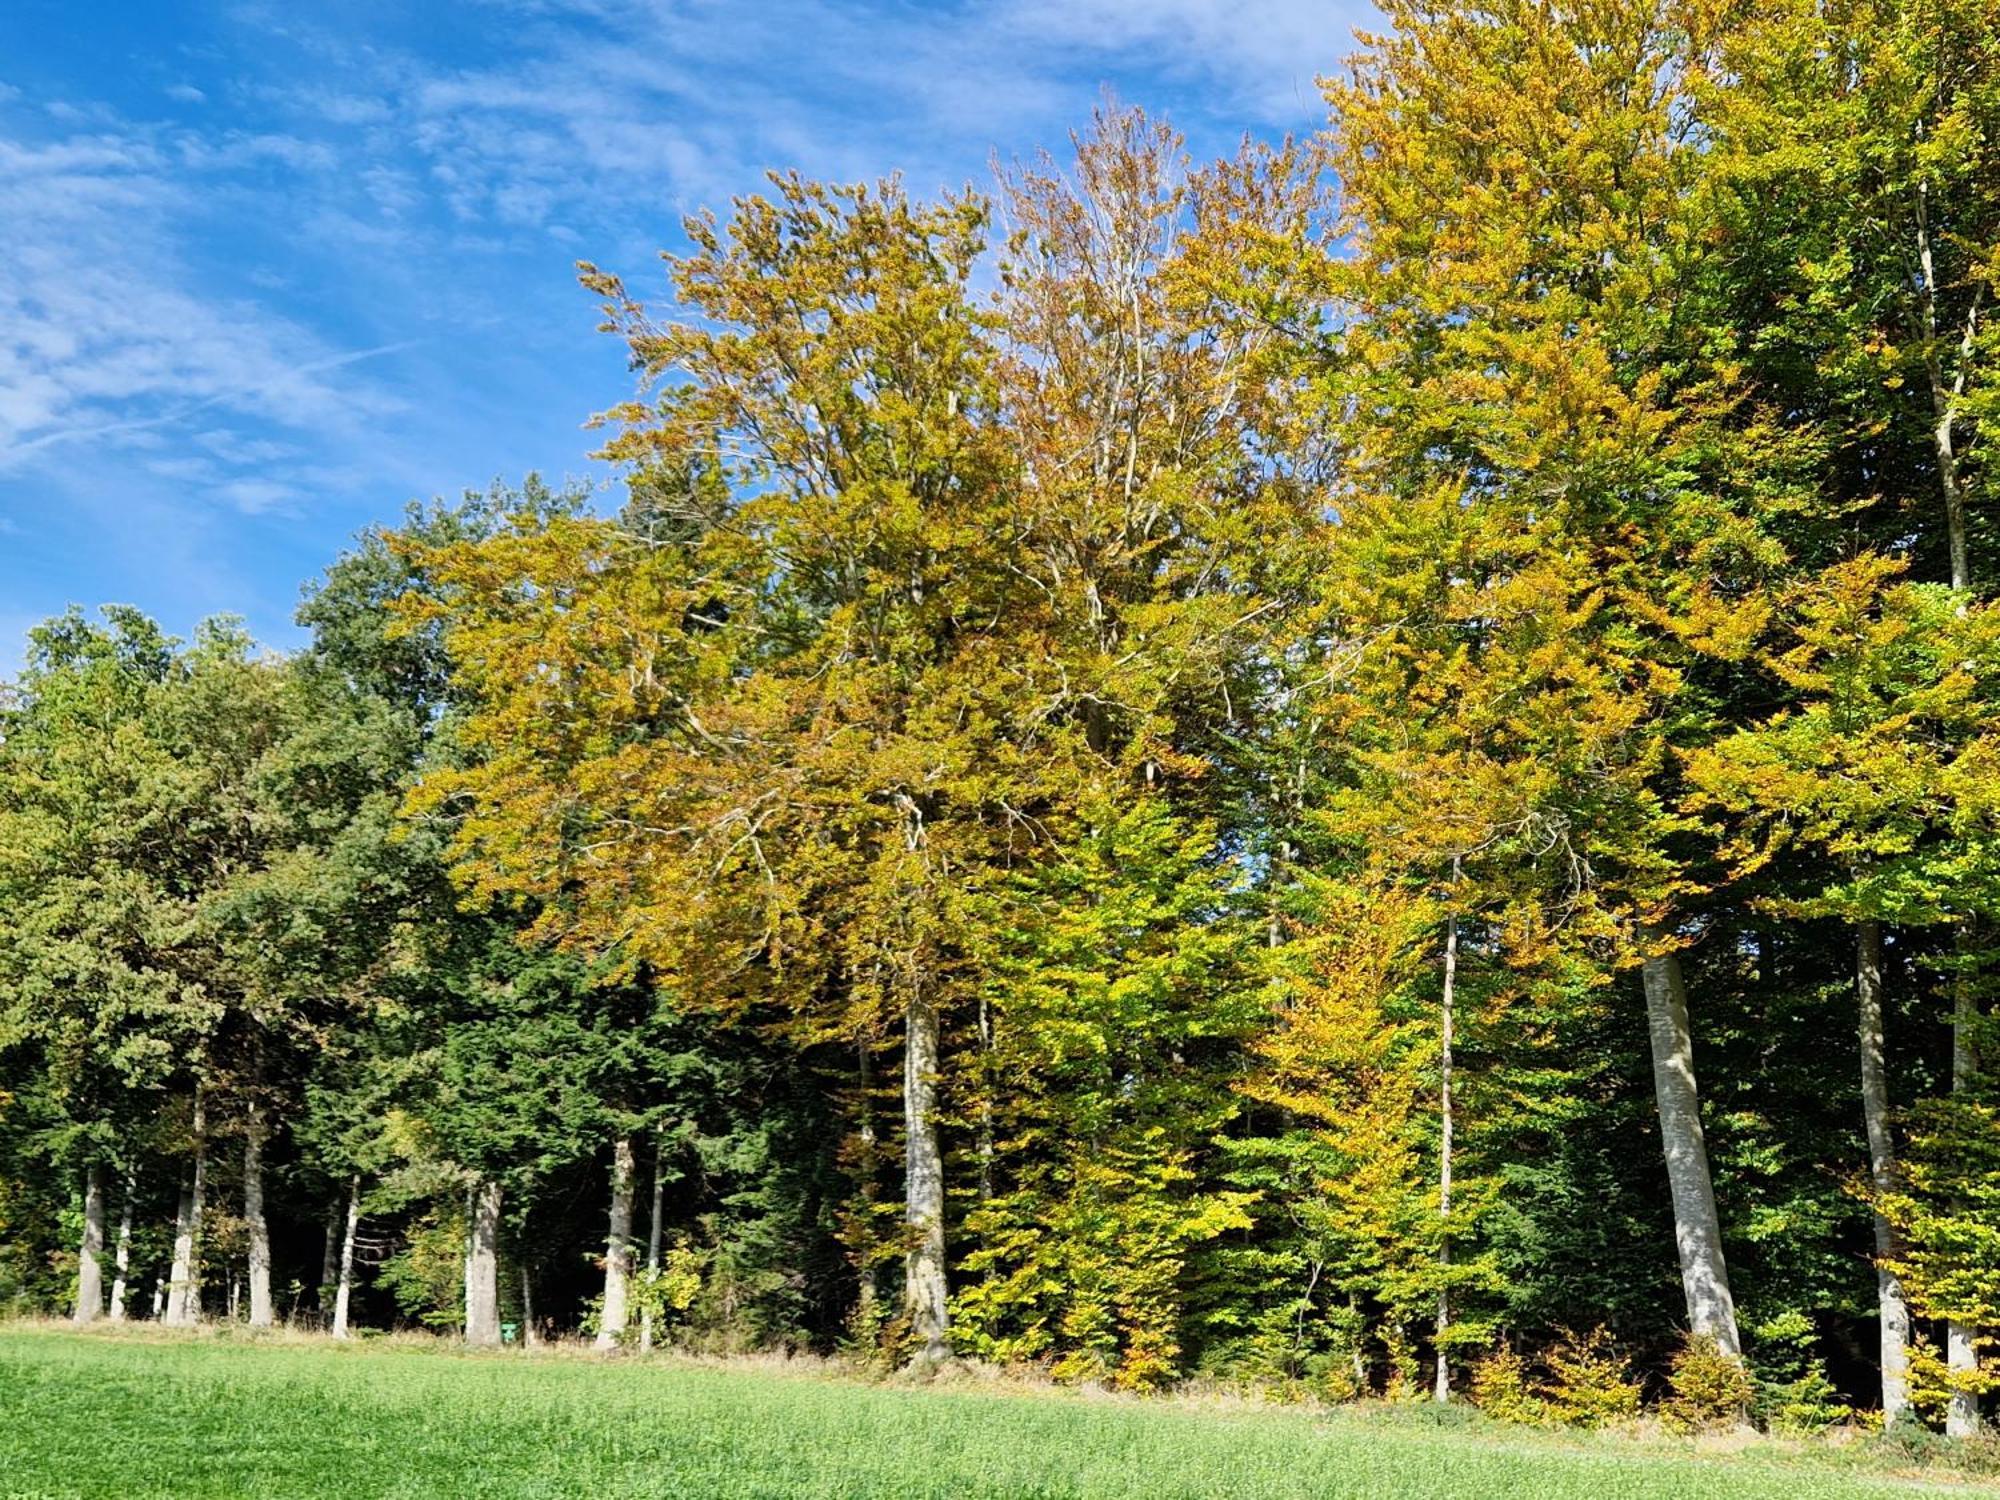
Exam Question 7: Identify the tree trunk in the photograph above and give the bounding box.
[320,1208,340,1312]
[1924,175,1985,1424]
[903,984,949,1364]
[1434,873,1460,1404]
[107,1167,135,1322]
[244,1104,273,1329]
[1915,183,1979,595]
[72,1162,105,1324]
[594,1135,637,1350]
[165,1094,207,1328]
[165,1180,194,1325]
[465,1179,503,1347]
[854,1041,880,1335]
[332,1176,361,1340]
[1639,923,1741,1356]
[521,1264,538,1349]
[640,1134,666,1355]
[976,991,995,1208]
[1857,920,1913,1424]
[1949,928,1982,1437]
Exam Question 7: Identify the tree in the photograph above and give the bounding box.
[0,610,209,1325]
[1316,0,1816,1358]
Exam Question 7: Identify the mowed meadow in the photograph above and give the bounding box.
[0,1325,1988,1500]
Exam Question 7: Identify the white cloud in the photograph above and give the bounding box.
[0,110,415,544]
[216,477,303,514]
[240,0,1357,249]
[1,0,1374,665]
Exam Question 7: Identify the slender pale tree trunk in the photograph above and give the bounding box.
[462,1185,474,1327]
[1915,182,1980,599]
[1949,928,1983,1437]
[1857,920,1913,1424]
[855,1042,880,1334]
[1434,864,1460,1404]
[73,1162,106,1324]
[320,1209,340,1314]
[1639,923,1741,1356]
[521,1265,538,1349]
[244,1104,273,1329]
[595,1136,637,1350]
[976,992,995,1209]
[107,1167,135,1322]
[332,1176,361,1339]
[464,1180,503,1347]
[165,1093,207,1327]
[904,984,949,1364]
[165,1180,194,1325]
[640,1134,665,1354]
[1922,203,1985,1427]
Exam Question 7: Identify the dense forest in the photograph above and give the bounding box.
[5,0,2000,1437]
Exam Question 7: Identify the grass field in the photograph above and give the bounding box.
[0,1324,1990,1499]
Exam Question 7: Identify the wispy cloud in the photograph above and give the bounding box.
[1,0,1370,664]
[0,129,407,477]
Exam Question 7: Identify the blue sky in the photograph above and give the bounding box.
[0,0,1368,668]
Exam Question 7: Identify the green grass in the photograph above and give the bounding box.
[0,1324,1985,1499]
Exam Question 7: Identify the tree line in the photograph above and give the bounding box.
[5,0,2000,1434]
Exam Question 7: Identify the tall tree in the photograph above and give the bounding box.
[1318,0,1809,1358]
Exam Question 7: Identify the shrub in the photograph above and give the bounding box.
[1470,1344,1546,1425]
[1380,1322,1422,1403]
[1763,1363,1852,1435]
[1749,1312,1851,1435]
[1541,1328,1642,1428]
[1662,1334,1754,1433]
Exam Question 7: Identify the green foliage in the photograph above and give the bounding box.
[376,1203,468,1331]
[1749,1313,1853,1435]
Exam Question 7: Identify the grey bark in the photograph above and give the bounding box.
[244,1105,273,1328]
[1639,923,1741,1356]
[73,1162,105,1324]
[594,1135,637,1350]
[332,1176,360,1339]
[855,1042,880,1332]
[1857,920,1913,1424]
[320,1210,340,1312]
[1914,180,1980,595]
[1434,870,1460,1404]
[1922,175,1985,1426]
[164,1093,206,1327]
[522,1264,539,1349]
[640,1134,665,1354]
[107,1167,135,1322]
[464,1179,503,1347]
[976,990,995,1207]
[903,984,949,1363]
[1949,931,1983,1436]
